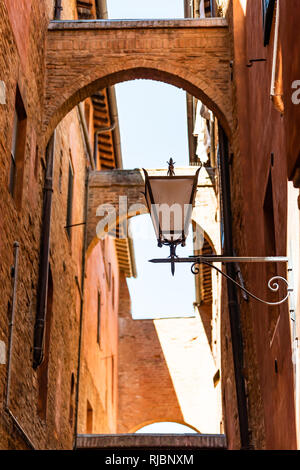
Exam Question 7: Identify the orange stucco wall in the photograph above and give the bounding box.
[78,237,119,434]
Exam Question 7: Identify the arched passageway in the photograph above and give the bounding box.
[43,18,232,144]
[132,420,200,434]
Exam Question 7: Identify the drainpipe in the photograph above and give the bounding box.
[77,103,96,170]
[33,133,56,369]
[5,242,35,449]
[106,87,123,169]
[210,0,217,17]
[95,0,108,19]
[184,0,193,18]
[218,124,251,450]
[54,0,63,20]
[270,0,280,98]
[73,169,90,449]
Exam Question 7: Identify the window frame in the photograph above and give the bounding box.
[9,86,27,207]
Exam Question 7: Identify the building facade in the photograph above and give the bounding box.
[0,0,299,451]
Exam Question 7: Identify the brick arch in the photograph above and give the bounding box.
[44,20,232,144]
[129,419,201,434]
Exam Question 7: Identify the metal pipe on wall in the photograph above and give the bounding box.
[77,103,96,170]
[218,124,251,449]
[106,87,123,169]
[184,0,193,18]
[5,242,35,449]
[33,133,56,369]
[5,242,19,408]
[210,0,217,17]
[73,169,90,449]
[54,0,63,20]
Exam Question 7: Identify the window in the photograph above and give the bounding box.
[111,355,115,405]
[97,291,101,345]
[86,400,93,434]
[262,0,276,46]
[34,145,39,179]
[112,276,115,308]
[84,100,91,130]
[37,266,53,420]
[69,373,75,427]
[105,261,112,289]
[9,111,18,195]
[9,86,27,207]
[66,153,74,239]
[263,171,279,338]
[58,150,63,193]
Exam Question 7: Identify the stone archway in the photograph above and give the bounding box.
[43,18,232,144]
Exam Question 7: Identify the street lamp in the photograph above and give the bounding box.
[143,159,200,275]
[143,160,291,306]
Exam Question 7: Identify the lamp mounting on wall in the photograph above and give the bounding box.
[143,160,291,306]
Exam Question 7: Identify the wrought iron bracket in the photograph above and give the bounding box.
[149,255,291,306]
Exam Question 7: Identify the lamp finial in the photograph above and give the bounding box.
[167,158,175,176]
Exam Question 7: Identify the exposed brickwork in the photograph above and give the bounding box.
[0,0,298,453]
[78,238,119,435]
[117,273,222,434]
[222,0,297,450]
[43,19,232,145]
[0,0,118,449]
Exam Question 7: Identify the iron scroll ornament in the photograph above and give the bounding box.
[191,260,291,306]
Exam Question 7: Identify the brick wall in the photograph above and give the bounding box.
[0,0,118,449]
[222,0,297,450]
[78,237,119,434]
[117,272,222,434]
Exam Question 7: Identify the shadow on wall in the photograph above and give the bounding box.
[118,272,221,434]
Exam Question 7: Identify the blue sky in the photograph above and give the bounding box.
[113,81,189,169]
[107,0,195,319]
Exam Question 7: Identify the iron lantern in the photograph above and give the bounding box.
[143,159,200,275]
[143,159,291,305]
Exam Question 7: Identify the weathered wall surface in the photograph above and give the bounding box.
[280,0,300,180]
[117,273,222,434]
[0,0,54,449]
[0,0,118,449]
[222,0,297,450]
[78,237,119,434]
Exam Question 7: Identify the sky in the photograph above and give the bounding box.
[136,422,197,434]
[106,1,195,319]
[107,0,184,19]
